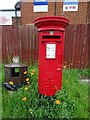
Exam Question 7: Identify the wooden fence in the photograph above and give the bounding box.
[64,24,88,68]
[2,25,38,64]
[1,24,89,68]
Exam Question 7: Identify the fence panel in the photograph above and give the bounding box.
[2,24,89,68]
[2,26,20,63]
[64,24,88,68]
[19,25,38,64]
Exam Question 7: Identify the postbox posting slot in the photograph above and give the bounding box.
[41,35,61,43]
[42,35,61,39]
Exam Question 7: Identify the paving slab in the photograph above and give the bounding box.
[80,79,90,83]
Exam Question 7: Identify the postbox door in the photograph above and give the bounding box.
[38,32,64,96]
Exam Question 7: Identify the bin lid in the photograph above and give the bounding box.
[34,16,69,31]
[4,63,27,68]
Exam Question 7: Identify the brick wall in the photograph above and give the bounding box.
[56,2,88,24]
[87,2,90,23]
[21,2,89,25]
[21,2,55,25]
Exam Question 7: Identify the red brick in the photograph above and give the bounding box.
[21,2,89,25]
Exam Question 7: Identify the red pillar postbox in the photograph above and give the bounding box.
[34,16,69,96]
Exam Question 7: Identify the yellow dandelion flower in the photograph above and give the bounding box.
[31,72,34,76]
[30,69,35,76]
[25,86,28,90]
[25,78,29,82]
[27,82,30,84]
[9,81,14,85]
[63,66,67,69]
[55,100,60,105]
[24,71,27,74]
[31,69,35,73]
[22,97,27,101]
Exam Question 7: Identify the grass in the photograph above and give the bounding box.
[1,63,89,119]
[79,68,90,79]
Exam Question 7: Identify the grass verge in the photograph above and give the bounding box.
[1,64,89,119]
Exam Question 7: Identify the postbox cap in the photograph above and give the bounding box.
[34,16,69,31]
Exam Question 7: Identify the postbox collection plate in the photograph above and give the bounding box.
[46,44,56,59]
